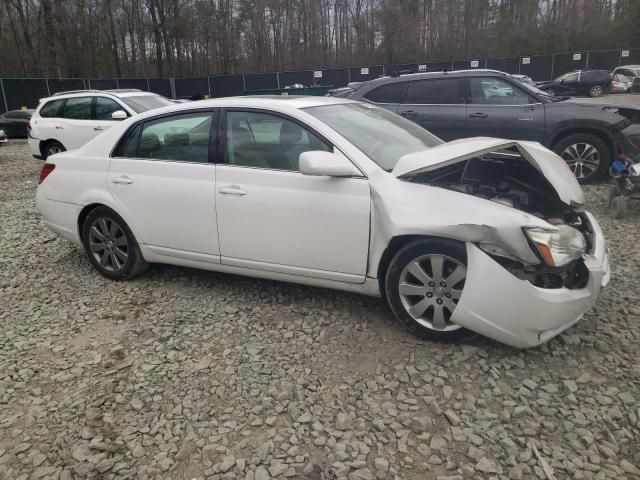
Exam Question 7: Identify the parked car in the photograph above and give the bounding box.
[536,70,612,97]
[0,128,7,145]
[611,73,633,93]
[612,65,640,93]
[36,97,610,348]
[337,69,640,183]
[0,109,34,138]
[28,89,174,160]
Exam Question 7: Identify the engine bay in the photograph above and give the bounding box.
[407,150,575,219]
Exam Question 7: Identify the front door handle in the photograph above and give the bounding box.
[94,126,106,131]
[55,125,64,130]
[469,112,488,119]
[112,176,134,185]
[219,186,247,196]
[400,110,418,117]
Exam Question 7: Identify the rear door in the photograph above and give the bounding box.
[107,110,219,258]
[56,96,97,149]
[465,76,545,142]
[396,78,467,141]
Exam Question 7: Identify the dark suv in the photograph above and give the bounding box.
[536,70,612,98]
[339,69,639,182]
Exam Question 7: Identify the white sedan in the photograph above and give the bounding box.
[36,97,609,348]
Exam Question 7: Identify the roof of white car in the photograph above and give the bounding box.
[43,89,162,101]
[123,95,355,120]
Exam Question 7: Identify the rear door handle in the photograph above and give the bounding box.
[112,176,134,185]
[55,125,64,130]
[400,110,417,117]
[469,112,488,119]
[94,126,106,131]
[219,186,247,196]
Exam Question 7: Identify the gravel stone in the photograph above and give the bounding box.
[1,140,640,480]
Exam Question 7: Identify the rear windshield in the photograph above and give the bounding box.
[305,102,442,171]
[120,95,173,113]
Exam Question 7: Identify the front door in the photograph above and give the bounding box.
[215,109,370,283]
[465,76,545,142]
[107,110,220,258]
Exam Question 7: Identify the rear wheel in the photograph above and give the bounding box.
[385,239,468,342]
[43,140,65,160]
[81,206,148,280]
[553,133,610,184]
[589,85,604,97]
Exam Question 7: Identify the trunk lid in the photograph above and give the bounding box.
[392,137,584,207]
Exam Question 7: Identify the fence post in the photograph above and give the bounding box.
[45,78,51,96]
[585,51,590,69]
[207,76,212,98]
[276,72,280,89]
[0,79,8,113]
[146,79,150,92]
[550,54,556,81]
[170,78,176,99]
[242,75,246,93]
[115,78,120,88]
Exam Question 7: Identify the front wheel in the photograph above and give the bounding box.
[385,239,468,342]
[81,206,149,280]
[553,133,610,184]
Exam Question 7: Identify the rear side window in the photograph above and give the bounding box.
[403,79,464,104]
[115,112,213,162]
[62,97,92,119]
[364,83,407,103]
[113,124,142,158]
[39,100,65,118]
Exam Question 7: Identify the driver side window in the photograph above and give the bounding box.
[469,77,533,105]
[225,111,330,171]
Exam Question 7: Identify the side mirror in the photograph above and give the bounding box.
[111,110,127,120]
[299,151,360,177]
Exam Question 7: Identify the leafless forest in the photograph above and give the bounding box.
[1,0,638,78]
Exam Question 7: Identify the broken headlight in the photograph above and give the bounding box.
[525,226,586,267]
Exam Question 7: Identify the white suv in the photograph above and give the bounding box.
[29,89,173,159]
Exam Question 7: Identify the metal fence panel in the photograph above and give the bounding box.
[587,50,620,70]
[244,73,279,91]
[620,48,640,65]
[174,77,209,98]
[2,79,49,110]
[47,78,85,94]
[385,63,419,75]
[148,79,172,97]
[452,59,486,71]
[552,52,587,79]
[88,79,118,90]
[520,55,553,81]
[210,75,245,97]
[279,71,314,87]
[118,78,149,91]
[486,57,519,74]
[348,65,384,82]
[313,68,349,87]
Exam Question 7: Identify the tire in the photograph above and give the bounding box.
[589,84,604,97]
[610,196,629,219]
[385,239,468,342]
[81,206,149,280]
[553,133,610,184]
[43,140,65,160]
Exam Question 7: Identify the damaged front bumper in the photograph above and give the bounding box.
[451,211,609,348]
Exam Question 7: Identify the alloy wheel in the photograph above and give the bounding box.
[87,217,129,272]
[398,254,466,331]
[590,85,603,97]
[48,145,63,155]
[561,143,601,179]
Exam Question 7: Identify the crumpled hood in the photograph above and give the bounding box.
[391,137,585,207]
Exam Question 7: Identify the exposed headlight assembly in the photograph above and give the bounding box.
[525,226,586,267]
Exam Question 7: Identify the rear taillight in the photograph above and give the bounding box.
[39,163,55,184]
[27,122,32,133]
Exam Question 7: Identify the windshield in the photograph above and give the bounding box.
[305,102,442,171]
[121,95,173,113]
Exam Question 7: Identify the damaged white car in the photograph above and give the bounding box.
[36,97,610,348]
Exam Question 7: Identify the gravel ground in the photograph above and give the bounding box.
[1,140,639,480]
